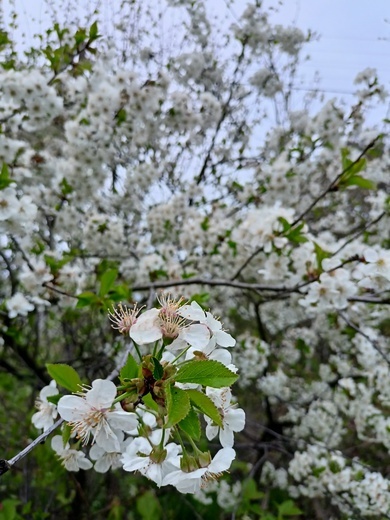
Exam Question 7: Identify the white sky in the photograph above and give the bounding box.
[4,0,390,122]
[266,0,390,97]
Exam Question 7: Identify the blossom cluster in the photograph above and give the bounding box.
[31,296,245,494]
[1,0,389,516]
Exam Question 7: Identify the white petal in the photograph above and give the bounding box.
[180,324,210,348]
[225,408,246,432]
[363,248,378,263]
[89,444,105,461]
[209,448,235,473]
[77,455,93,471]
[219,427,234,448]
[206,423,219,441]
[57,395,90,422]
[40,384,59,401]
[210,348,232,366]
[215,330,236,347]
[95,426,120,452]
[178,301,205,321]
[87,379,117,408]
[130,308,161,344]
[51,435,67,455]
[205,312,222,331]
[107,410,138,431]
[94,455,111,473]
[122,455,148,472]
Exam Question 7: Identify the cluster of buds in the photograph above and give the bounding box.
[32,294,245,493]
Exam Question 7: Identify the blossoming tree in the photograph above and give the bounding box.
[0,0,389,518]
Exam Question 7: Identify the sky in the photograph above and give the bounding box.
[3,0,390,123]
[266,0,390,98]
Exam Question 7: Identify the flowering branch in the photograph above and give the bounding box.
[290,136,381,227]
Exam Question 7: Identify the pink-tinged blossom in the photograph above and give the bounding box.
[163,448,236,494]
[57,379,138,452]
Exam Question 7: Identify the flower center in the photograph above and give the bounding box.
[70,407,107,445]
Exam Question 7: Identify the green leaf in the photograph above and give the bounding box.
[277,216,291,232]
[185,389,222,427]
[178,407,201,440]
[0,162,12,190]
[242,478,264,500]
[120,353,139,381]
[175,360,238,388]
[89,21,99,40]
[142,393,159,412]
[76,291,100,308]
[62,423,72,447]
[136,491,161,520]
[313,241,331,271]
[165,385,190,428]
[116,108,127,124]
[277,500,303,517]
[46,363,83,392]
[151,357,164,380]
[341,175,376,190]
[99,268,118,297]
[46,394,61,406]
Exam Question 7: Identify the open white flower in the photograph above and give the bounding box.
[130,295,209,349]
[32,380,59,431]
[89,431,130,473]
[163,447,236,494]
[6,292,34,318]
[51,435,93,472]
[57,379,138,452]
[205,388,246,447]
[122,437,181,487]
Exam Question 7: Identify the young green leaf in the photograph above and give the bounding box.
[142,393,159,412]
[120,353,139,381]
[341,175,376,190]
[46,363,83,392]
[62,423,72,448]
[165,385,190,428]
[175,360,238,388]
[151,357,164,381]
[178,407,201,440]
[0,163,12,190]
[46,394,62,406]
[185,389,222,427]
[76,291,100,308]
[99,268,118,297]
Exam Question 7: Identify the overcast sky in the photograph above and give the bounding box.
[4,0,390,122]
[266,0,390,97]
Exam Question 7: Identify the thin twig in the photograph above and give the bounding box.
[0,418,64,477]
[338,312,390,364]
[291,137,381,227]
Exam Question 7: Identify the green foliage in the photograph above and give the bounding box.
[178,408,201,440]
[136,491,162,520]
[120,353,139,381]
[185,388,222,427]
[46,363,83,392]
[0,163,12,190]
[165,385,190,428]
[338,148,376,190]
[175,359,238,388]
